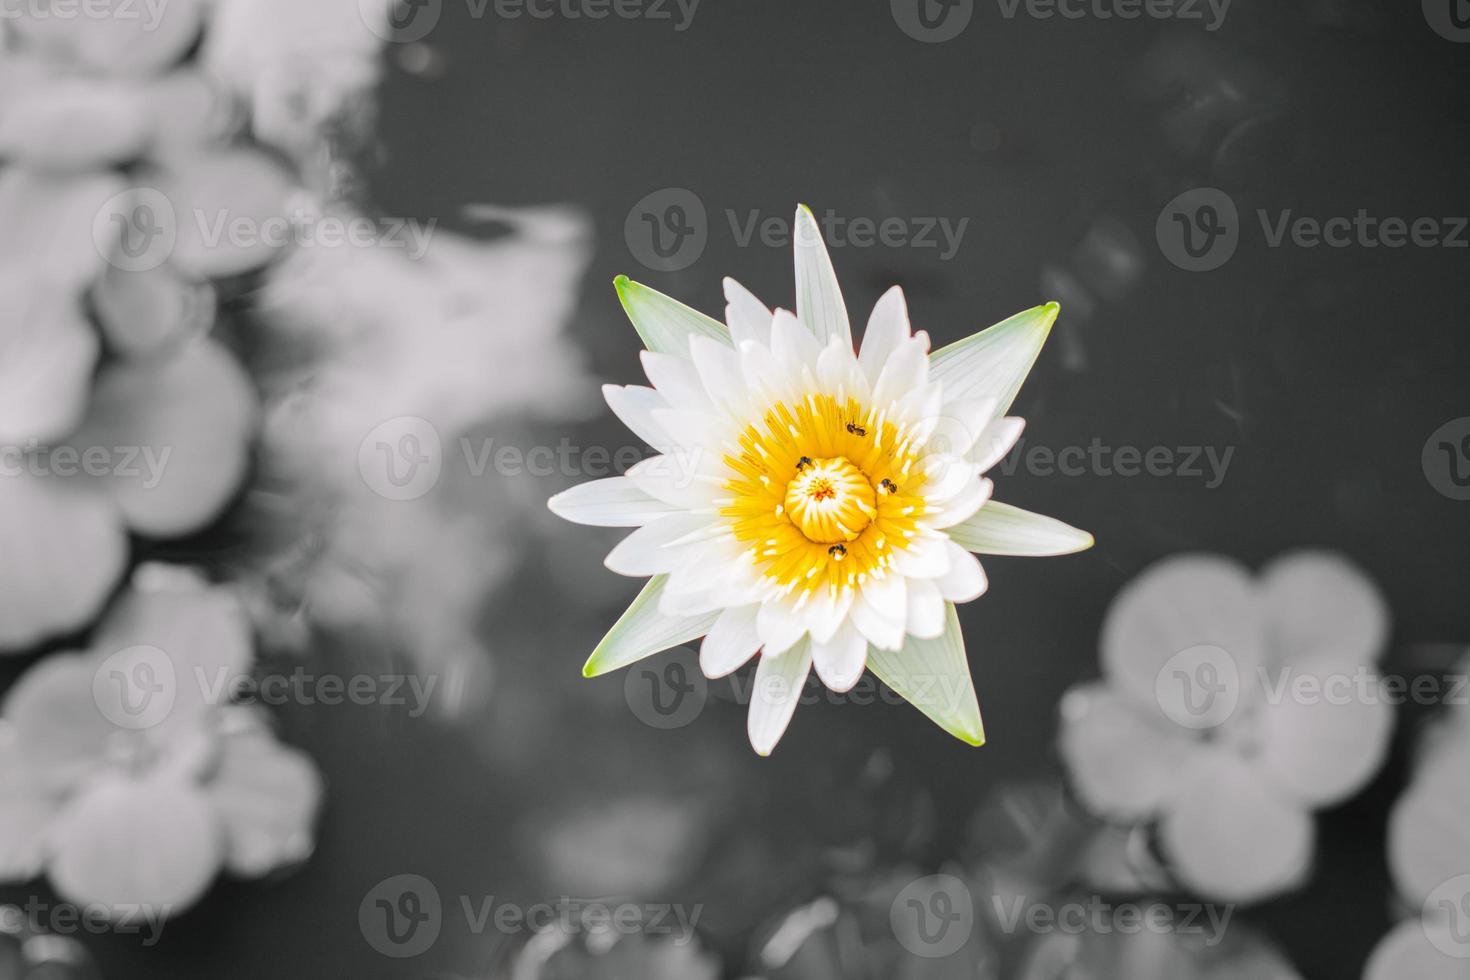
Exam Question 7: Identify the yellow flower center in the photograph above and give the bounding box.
[782,457,875,544]
[721,392,928,601]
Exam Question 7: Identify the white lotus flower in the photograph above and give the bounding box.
[549,206,1092,755]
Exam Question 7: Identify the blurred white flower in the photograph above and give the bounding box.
[1363,717,1470,979]
[0,567,321,912]
[1059,551,1393,903]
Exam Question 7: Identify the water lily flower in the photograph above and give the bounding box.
[1059,551,1393,903]
[549,205,1092,755]
[0,566,321,913]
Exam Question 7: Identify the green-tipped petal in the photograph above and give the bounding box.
[929,302,1059,416]
[948,501,1094,557]
[792,205,852,348]
[614,276,729,356]
[582,574,719,677]
[866,604,985,746]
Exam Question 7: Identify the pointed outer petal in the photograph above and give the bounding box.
[1251,674,1394,808]
[604,513,717,577]
[614,276,730,356]
[640,350,717,414]
[49,769,223,911]
[926,395,999,458]
[1387,738,1470,906]
[723,277,772,348]
[92,572,253,723]
[69,337,256,538]
[905,578,947,639]
[0,284,99,444]
[925,476,993,530]
[1057,682,1196,821]
[816,336,868,399]
[625,454,719,510]
[1364,920,1466,980]
[871,336,930,411]
[208,725,323,877]
[1158,750,1313,903]
[582,576,720,677]
[688,335,751,419]
[935,542,989,602]
[948,500,1095,557]
[1100,554,1265,724]
[603,384,674,452]
[866,604,985,746]
[770,308,824,376]
[929,303,1059,417]
[0,740,58,879]
[1259,550,1390,669]
[858,286,911,387]
[888,533,952,579]
[0,474,126,651]
[548,476,678,527]
[812,621,869,693]
[1,654,116,787]
[792,205,852,347]
[756,598,809,657]
[699,604,762,678]
[970,417,1027,474]
[747,639,814,756]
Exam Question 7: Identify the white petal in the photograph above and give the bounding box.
[688,335,750,419]
[858,286,910,387]
[800,588,854,645]
[935,542,988,602]
[889,533,952,579]
[971,417,1026,474]
[602,384,673,452]
[641,350,716,414]
[915,454,981,503]
[739,337,794,406]
[812,621,868,693]
[582,576,720,677]
[756,598,808,656]
[850,588,906,651]
[925,477,993,530]
[1259,550,1389,669]
[747,639,814,756]
[905,578,947,639]
[816,336,866,398]
[625,454,718,510]
[699,604,762,678]
[547,477,678,527]
[770,309,823,377]
[792,205,851,347]
[948,501,1095,556]
[615,276,729,356]
[604,513,716,576]
[928,303,1058,416]
[860,572,908,626]
[723,277,771,348]
[927,395,999,458]
[871,335,930,410]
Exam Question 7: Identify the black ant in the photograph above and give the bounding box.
[879,479,898,494]
[796,456,813,471]
[845,421,867,437]
[827,544,847,560]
